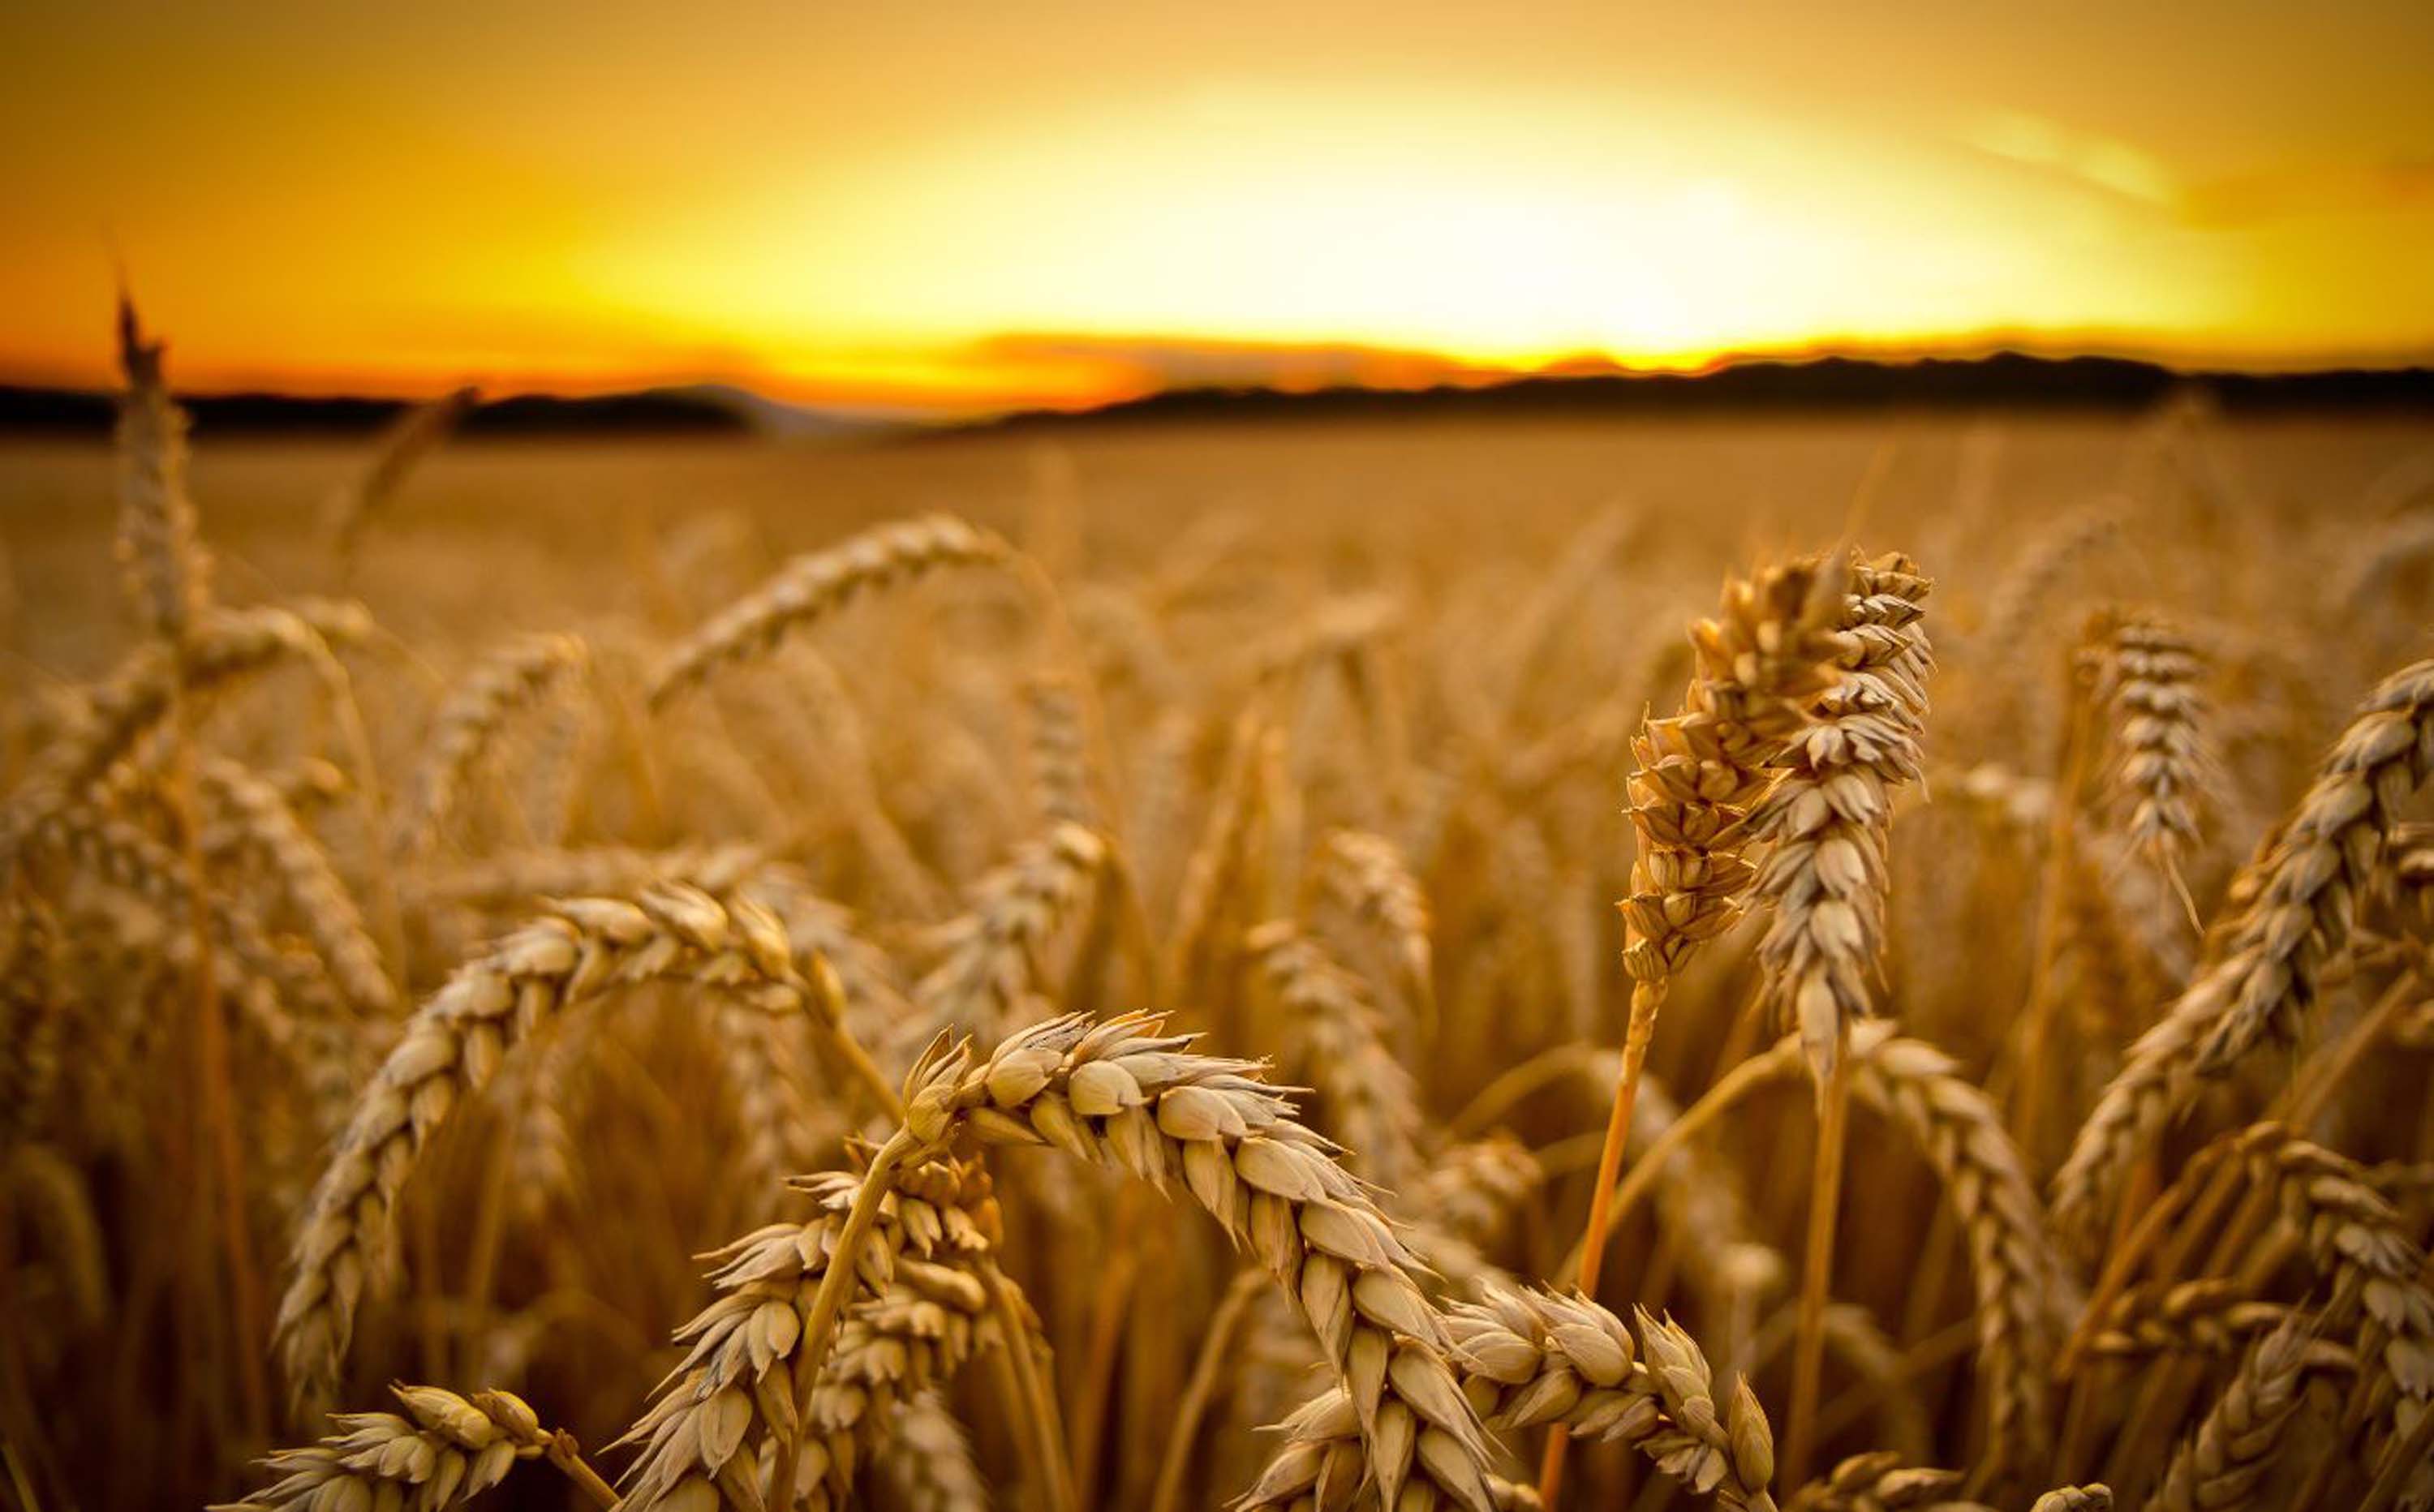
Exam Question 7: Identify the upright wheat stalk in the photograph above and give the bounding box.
[1752,552,1933,1484]
[1546,557,1842,1504]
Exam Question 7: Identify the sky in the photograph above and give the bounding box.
[2,1,2431,415]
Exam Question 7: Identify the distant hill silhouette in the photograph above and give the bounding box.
[0,384,762,436]
[960,352,2434,435]
[6,352,2432,440]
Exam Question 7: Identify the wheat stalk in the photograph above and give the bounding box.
[648,515,1012,707]
[211,1385,615,1511]
[2053,656,2434,1250]
[273,881,856,1411]
[913,823,1107,1042]
[1245,918,1423,1191]
[1554,554,1851,1471]
[394,633,589,858]
[614,1157,1001,1511]
[1251,1288,1777,1511]
[1750,550,1932,1484]
[894,1012,1499,1510]
[111,298,212,647]
[198,757,394,1016]
[2148,1317,2322,1512]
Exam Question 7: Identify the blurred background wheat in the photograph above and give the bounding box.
[1,302,2431,1512]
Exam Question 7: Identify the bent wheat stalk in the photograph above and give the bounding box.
[896,1012,1499,1510]
[273,882,871,1412]
[647,514,1013,707]
[393,633,589,859]
[2052,656,2434,1252]
[211,1385,614,1511]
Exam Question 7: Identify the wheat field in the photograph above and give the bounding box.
[3,319,2434,1512]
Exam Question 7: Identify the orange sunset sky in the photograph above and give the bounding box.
[2,1,2431,415]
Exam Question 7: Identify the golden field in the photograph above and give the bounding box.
[3,384,2433,1512]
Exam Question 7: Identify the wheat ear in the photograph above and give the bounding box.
[322,384,479,578]
[0,600,373,872]
[1316,827,1436,1031]
[1783,1451,1963,1510]
[1251,1289,1778,1511]
[1752,550,1934,1085]
[879,1389,991,1512]
[112,297,212,646]
[2148,1317,2323,1512]
[913,822,1107,1042]
[2239,1127,2434,1454]
[211,1385,615,1511]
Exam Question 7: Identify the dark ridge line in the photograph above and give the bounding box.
[0,386,752,437]
[943,353,2434,437]
[7,351,2434,439]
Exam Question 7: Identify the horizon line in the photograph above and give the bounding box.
[4,327,2434,420]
